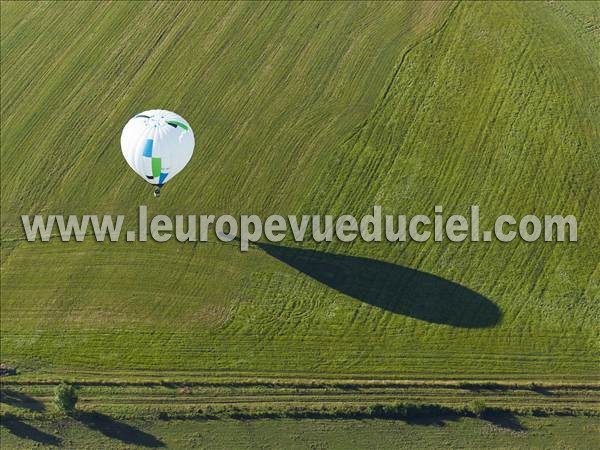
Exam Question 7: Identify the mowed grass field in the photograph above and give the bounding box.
[2,415,599,450]
[1,0,599,432]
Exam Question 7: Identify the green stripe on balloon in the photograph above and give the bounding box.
[167,120,189,131]
[152,157,161,178]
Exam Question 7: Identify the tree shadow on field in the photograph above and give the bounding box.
[1,413,60,446]
[403,413,461,427]
[481,410,526,432]
[532,385,556,396]
[256,242,501,328]
[1,389,45,412]
[76,412,165,448]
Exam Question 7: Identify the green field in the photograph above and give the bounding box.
[1,1,599,447]
[2,415,599,450]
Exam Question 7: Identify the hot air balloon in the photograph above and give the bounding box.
[121,109,194,197]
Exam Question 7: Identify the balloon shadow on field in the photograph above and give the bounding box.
[1,414,60,446]
[75,412,165,448]
[255,242,501,328]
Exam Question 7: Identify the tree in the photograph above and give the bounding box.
[54,382,78,414]
[469,399,487,417]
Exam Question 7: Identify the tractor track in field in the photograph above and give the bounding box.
[3,379,599,417]
[327,2,461,213]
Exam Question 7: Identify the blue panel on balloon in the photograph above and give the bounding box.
[159,173,168,184]
[142,139,153,157]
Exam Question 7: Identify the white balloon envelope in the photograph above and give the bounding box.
[121,109,194,196]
